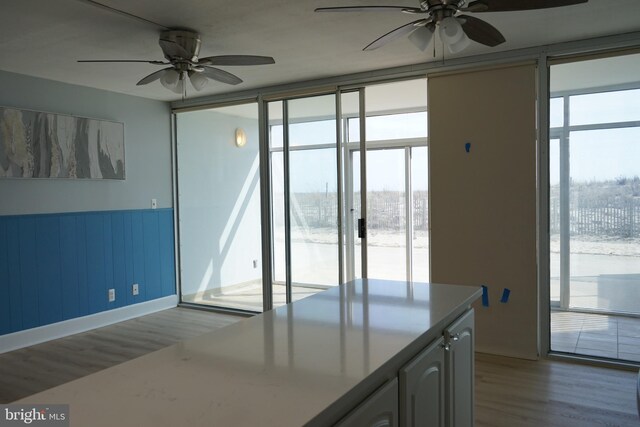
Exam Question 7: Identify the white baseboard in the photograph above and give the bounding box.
[0,295,178,354]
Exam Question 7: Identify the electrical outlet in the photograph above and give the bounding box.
[151,199,157,209]
[132,283,139,296]
[108,288,116,302]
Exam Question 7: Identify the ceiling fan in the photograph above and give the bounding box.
[316,0,588,54]
[78,29,275,95]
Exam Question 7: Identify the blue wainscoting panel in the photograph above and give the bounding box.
[59,215,80,320]
[158,212,176,297]
[6,218,23,332]
[130,211,146,303]
[35,216,63,326]
[18,217,39,330]
[75,215,90,318]
[142,213,162,301]
[111,213,127,310]
[85,214,107,315]
[0,220,10,335]
[0,208,176,335]
[122,213,135,306]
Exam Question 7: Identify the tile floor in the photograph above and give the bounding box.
[551,310,640,362]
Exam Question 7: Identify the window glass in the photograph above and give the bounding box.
[570,88,640,126]
[348,111,427,142]
[550,97,564,128]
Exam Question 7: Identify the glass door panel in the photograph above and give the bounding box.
[288,96,339,301]
[364,149,407,281]
[341,91,363,282]
[177,103,263,312]
[268,94,340,308]
[344,79,429,283]
[289,147,339,290]
[411,146,429,282]
[268,101,287,306]
[567,128,640,315]
[549,138,561,307]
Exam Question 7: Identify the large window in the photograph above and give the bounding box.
[549,52,640,362]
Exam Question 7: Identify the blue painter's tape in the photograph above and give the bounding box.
[481,285,489,307]
[501,288,511,303]
[465,142,471,153]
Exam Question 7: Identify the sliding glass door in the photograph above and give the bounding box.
[549,52,640,362]
[175,78,429,313]
[268,94,341,307]
[344,79,429,283]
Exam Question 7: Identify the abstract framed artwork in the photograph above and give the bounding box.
[0,106,125,180]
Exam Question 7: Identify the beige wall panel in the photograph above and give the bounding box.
[428,64,538,359]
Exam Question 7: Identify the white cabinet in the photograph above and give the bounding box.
[335,378,399,427]
[400,337,446,427]
[336,309,475,427]
[399,309,475,427]
[445,309,474,427]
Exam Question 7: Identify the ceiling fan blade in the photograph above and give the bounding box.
[78,59,167,64]
[159,38,191,59]
[136,67,173,86]
[199,55,275,66]
[408,23,435,51]
[458,15,505,47]
[364,19,429,51]
[315,6,423,13]
[467,0,587,13]
[201,66,243,85]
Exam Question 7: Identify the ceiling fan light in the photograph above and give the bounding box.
[160,68,180,91]
[447,31,470,53]
[166,78,184,94]
[189,72,208,91]
[408,26,434,51]
[439,16,464,45]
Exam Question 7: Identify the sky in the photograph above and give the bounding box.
[549,89,640,185]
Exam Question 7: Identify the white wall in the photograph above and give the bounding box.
[0,70,172,215]
[177,107,262,296]
[429,64,538,360]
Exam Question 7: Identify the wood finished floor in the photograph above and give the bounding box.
[1,308,638,426]
[475,353,638,427]
[0,308,242,403]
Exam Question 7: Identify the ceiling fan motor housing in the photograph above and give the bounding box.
[159,29,201,61]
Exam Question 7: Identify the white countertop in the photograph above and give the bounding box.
[19,279,481,426]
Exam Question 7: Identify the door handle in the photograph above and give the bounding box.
[357,218,366,239]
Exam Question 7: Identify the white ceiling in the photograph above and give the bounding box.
[1,0,639,102]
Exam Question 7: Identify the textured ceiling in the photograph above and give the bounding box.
[1,0,639,102]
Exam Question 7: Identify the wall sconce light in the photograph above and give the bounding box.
[235,128,247,148]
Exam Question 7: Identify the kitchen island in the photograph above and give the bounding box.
[19,279,482,426]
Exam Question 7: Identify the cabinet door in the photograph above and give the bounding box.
[399,336,445,427]
[335,378,398,427]
[445,309,474,427]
